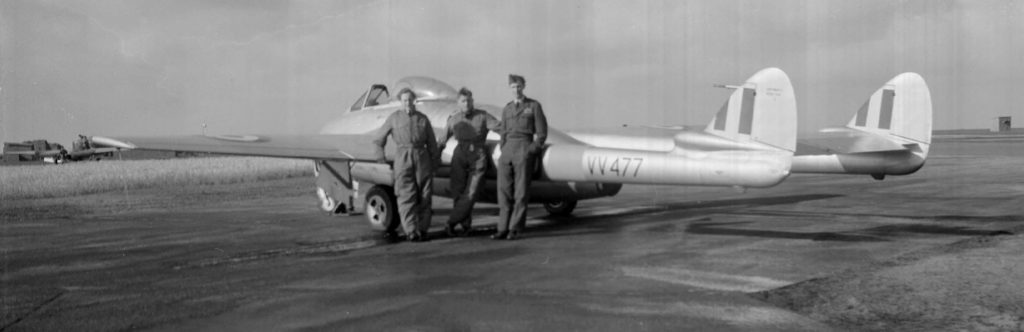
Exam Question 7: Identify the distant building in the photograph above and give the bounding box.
[990,116,1011,132]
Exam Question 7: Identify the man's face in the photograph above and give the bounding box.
[510,82,524,99]
[400,92,416,111]
[458,95,474,112]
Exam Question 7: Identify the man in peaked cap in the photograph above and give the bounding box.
[493,74,547,240]
[438,87,499,237]
[373,88,440,242]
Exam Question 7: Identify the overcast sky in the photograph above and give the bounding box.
[1,0,1022,143]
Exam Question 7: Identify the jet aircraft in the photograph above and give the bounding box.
[94,68,932,230]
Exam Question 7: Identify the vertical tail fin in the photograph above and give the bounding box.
[704,67,798,152]
[847,73,933,153]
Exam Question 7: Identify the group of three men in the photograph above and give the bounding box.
[372,74,547,242]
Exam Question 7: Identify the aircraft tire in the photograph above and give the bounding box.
[316,186,342,214]
[543,200,578,216]
[364,185,398,231]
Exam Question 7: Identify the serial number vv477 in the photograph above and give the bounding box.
[587,156,644,177]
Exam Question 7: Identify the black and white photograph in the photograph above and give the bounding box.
[2,1,1023,330]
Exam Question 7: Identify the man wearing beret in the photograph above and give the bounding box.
[373,88,440,242]
[493,74,547,240]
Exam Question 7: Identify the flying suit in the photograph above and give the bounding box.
[373,109,440,237]
[496,97,547,237]
[439,108,499,232]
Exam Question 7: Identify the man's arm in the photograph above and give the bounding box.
[438,114,454,151]
[484,112,500,134]
[424,117,441,165]
[497,107,509,146]
[372,113,394,162]
[531,102,548,152]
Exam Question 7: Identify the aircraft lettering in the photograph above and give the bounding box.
[586,156,644,178]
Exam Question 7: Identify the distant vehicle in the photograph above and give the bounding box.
[63,134,118,162]
[1,135,118,164]
[2,139,65,163]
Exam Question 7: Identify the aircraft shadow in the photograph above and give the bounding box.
[861,224,1013,237]
[652,194,844,211]
[518,194,844,240]
[481,193,1014,243]
[432,207,500,216]
[721,210,1024,224]
[684,221,1011,243]
[686,221,888,242]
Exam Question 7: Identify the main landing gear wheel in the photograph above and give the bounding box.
[364,185,398,231]
[543,200,578,216]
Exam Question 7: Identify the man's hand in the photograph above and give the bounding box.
[528,143,544,155]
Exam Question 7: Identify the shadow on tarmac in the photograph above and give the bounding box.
[520,194,844,240]
[687,221,888,242]
[510,193,1015,243]
[719,209,1024,224]
[685,222,1010,242]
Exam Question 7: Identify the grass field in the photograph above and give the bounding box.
[0,157,312,200]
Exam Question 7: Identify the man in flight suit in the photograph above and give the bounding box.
[438,87,499,237]
[373,88,440,242]
[493,74,547,240]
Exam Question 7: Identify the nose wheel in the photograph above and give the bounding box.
[316,187,344,214]
[543,200,578,216]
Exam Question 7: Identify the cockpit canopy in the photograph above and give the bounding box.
[392,76,458,101]
[348,76,458,112]
[348,84,390,111]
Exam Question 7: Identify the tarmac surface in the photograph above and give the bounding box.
[2,136,1023,331]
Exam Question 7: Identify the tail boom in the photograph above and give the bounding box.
[542,144,791,188]
[794,72,932,178]
[792,150,925,176]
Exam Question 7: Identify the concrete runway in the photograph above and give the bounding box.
[2,137,1022,331]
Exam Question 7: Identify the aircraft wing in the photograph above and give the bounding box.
[92,134,381,161]
[796,127,912,155]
